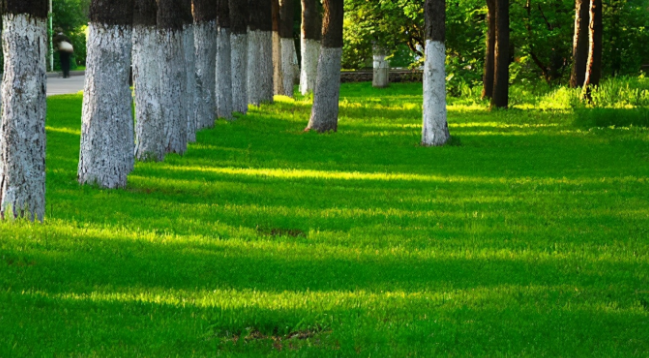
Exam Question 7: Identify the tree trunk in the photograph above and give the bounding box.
[247,0,262,106]
[272,0,283,95]
[372,44,390,88]
[134,0,164,162]
[79,0,135,188]
[0,2,48,221]
[193,0,217,129]
[490,0,509,109]
[230,0,248,114]
[569,0,589,88]
[258,0,275,103]
[422,0,450,146]
[158,0,187,155]
[279,0,295,97]
[216,0,233,120]
[305,0,343,132]
[182,0,198,142]
[583,0,602,95]
[299,0,321,95]
[482,0,495,99]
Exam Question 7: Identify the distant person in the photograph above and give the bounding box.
[54,31,74,78]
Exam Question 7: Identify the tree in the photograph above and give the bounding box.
[230,0,249,114]
[372,43,390,88]
[248,0,263,106]
[569,0,589,88]
[134,0,165,162]
[78,0,135,188]
[258,0,275,103]
[421,0,450,146]
[193,0,217,129]
[582,0,602,96]
[0,0,48,221]
[482,0,495,99]
[216,0,233,119]
[491,0,509,109]
[299,0,321,95]
[279,0,296,97]
[158,0,188,154]
[272,0,283,95]
[182,0,198,141]
[305,0,343,133]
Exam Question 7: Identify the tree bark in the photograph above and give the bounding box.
[79,0,135,188]
[305,0,343,133]
[299,0,321,95]
[272,0,283,95]
[569,0,589,88]
[421,0,450,146]
[0,1,48,221]
[181,0,198,142]
[490,0,509,109]
[372,44,390,88]
[258,0,275,103]
[193,0,217,129]
[134,0,165,161]
[583,0,602,95]
[230,0,248,114]
[247,0,263,106]
[279,0,295,97]
[216,0,233,119]
[482,0,495,99]
[158,0,187,155]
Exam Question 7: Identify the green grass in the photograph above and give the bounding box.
[1,81,649,357]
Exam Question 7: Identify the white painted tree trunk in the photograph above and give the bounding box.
[299,38,319,95]
[307,47,342,132]
[280,37,295,97]
[0,14,47,221]
[183,25,198,142]
[160,29,187,154]
[259,31,275,102]
[247,29,262,107]
[373,47,390,88]
[273,31,283,95]
[231,33,248,114]
[422,40,450,146]
[216,27,233,120]
[78,24,135,189]
[133,25,164,162]
[194,20,217,129]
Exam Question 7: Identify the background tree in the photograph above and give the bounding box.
[279,0,296,97]
[569,0,589,88]
[305,0,344,132]
[133,0,165,162]
[582,0,602,96]
[491,0,509,109]
[272,0,283,95]
[181,0,198,141]
[216,0,233,119]
[422,0,450,146]
[193,0,217,129]
[247,0,263,106]
[299,0,321,95]
[0,0,48,221]
[482,0,495,99]
[258,0,275,103]
[78,0,135,188]
[372,43,390,88]
[230,0,249,114]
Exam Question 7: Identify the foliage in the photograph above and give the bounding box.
[2,81,649,356]
[52,0,90,69]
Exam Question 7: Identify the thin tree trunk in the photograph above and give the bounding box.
[216,0,234,119]
[372,44,390,88]
[583,0,602,96]
[158,0,187,154]
[193,0,217,129]
[247,0,263,106]
[79,0,135,188]
[230,0,248,114]
[134,0,165,161]
[272,0,283,95]
[299,0,321,95]
[258,0,275,103]
[0,2,48,221]
[422,0,449,146]
[305,0,343,132]
[279,0,295,97]
[490,0,509,109]
[569,0,589,88]
[182,0,198,142]
[482,0,495,99]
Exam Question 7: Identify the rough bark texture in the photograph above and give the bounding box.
[133,25,165,161]
[306,48,342,132]
[230,0,247,34]
[259,30,275,102]
[89,0,134,26]
[160,29,187,154]
[216,27,234,119]
[231,33,249,114]
[491,0,509,109]
[247,29,262,106]
[272,0,283,95]
[193,0,217,23]
[301,0,321,41]
[158,0,183,30]
[79,24,135,188]
[184,24,198,141]
[482,0,495,99]
[372,45,390,88]
[569,0,589,88]
[0,14,47,221]
[321,0,343,49]
[583,0,602,91]
[134,0,157,26]
[2,0,48,18]
[280,37,296,96]
[299,0,321,95]
[194,20,217,129]
[217,0,230,28]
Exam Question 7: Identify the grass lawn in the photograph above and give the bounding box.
[1,82,649,356]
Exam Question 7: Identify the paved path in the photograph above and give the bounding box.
[47,75,85,96]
